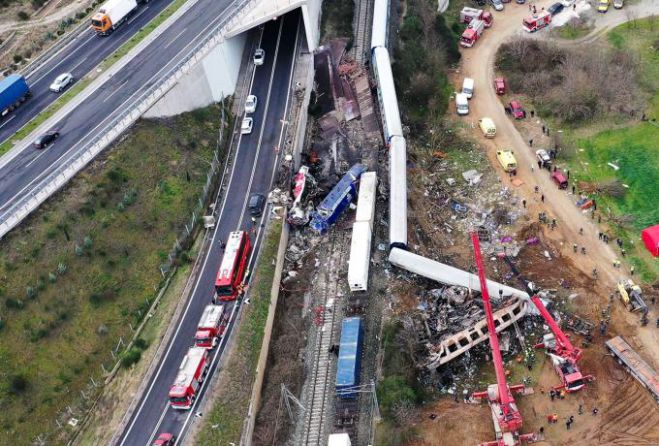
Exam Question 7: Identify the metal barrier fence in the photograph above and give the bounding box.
[0,0,257,240]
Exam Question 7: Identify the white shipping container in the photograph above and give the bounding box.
[328,433,352,446]
[348,222,372,292]
[372,47,403,141]
[389,135,407,248]
[355,171,377,229]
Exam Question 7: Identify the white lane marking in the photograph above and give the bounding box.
[235,19,285,228]
[0,115,16,130]
[29,32,96,85]
[68,57,88,76]
[176,15,301,444]
[119,22,267,446]
[164,27,187,49]
[127,6,150,25]
[102,81,128,103]
[24,148,51,168]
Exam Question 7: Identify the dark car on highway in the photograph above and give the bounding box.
[248,193,266,217]
[33,130,60,149]
[548,2,564,15]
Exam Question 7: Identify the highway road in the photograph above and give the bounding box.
[117,10,301,445]
[0,0,243,230]
[0,0,177,144]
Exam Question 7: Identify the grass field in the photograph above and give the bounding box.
[0,104,220,444]
[566,18,659,282]
[195,219,283,445]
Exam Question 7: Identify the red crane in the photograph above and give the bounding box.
[531,296,594,392]
[470,232,535,446]
[500,254,594,393]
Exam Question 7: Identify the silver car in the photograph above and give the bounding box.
[245,95,257,114]
[49,73,74,93]
[241,117,254,135]
[489,0,504,11]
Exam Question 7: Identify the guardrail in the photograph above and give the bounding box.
[0,0,257,240]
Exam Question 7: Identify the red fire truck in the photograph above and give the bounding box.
[523,11,551,32]
[215,231,252,302]
[460,19,485,48]
[194,304,227,349]
[168,347,208,410]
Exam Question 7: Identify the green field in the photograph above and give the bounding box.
[568,18,659,281]
[0,105,220,444]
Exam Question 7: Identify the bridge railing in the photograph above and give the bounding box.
[0,0,256,240]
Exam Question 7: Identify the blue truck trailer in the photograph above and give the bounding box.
[0,74,31,118]
[336,317,364,399]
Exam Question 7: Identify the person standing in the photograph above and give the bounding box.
[541,194,545,203]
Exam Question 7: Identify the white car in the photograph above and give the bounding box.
[49,73,74,93]
[560,0,575,6]
[245,95,257,114]
[241,117,254,135]
[536,149,551,164]
[489,0,504,11]
[253,49,265,66]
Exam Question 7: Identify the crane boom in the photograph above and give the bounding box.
[471,232,512,406]
[530,296,581,361]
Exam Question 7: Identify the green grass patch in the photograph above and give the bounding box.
[0,104,221,444]
[320,0,354,43]
[196,219,283,444]
[0,0,190,157]
[554,21,592,40]
[565,18,659,282]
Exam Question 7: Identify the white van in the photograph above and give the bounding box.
[462,77,475,99]
[456,93,469,115]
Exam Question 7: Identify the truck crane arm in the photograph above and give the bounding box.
[530,296,582,362]
[471,233,514,407]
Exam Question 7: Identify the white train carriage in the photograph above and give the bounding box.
[355,171,377,230]
[389,135,407,248]
[372,47,403,142]
[348,221,373,292]
[371,0,390,50]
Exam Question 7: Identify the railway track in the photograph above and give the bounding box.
[299,230,349,445]
[352,0,374,64]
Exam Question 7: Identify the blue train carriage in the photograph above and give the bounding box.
[336,317,364,399]
[310,164,366,233]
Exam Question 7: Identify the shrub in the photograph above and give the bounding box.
[9,374,29,395]
[57,262,67,275]
[6,298,25,310]
[378,375,419,421]
[26,286,37,299]
[120,347,142,368]
[48,273,57,283]
[17,11,30,21]
[133,338,149,350]
[13,54,23,63]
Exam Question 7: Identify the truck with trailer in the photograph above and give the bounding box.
[168,347,208,409]
[91,0,145,35]
[459,7,493,27]
[460,19,485,47]
[336,317,364,399]
[194,304,227,349]
[0,74,31,118]
[606,336,659,404]
[523,11,551,32]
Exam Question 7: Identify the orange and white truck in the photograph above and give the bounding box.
[168,347,208,410]
[523,11,551,32]
[91,0,146,35]
[460,19,485,48]
[194,304,227,349]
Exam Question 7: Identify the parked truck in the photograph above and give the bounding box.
[194,304,227,349]
[0,74,31,118]
[460,19,485,47]
[616,279,648,313]
[91,0,144,35]
[459,7,493,27]
[168,347,208,409]
[523,11,551,32]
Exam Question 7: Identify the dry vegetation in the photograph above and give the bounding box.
[496,39,643,123]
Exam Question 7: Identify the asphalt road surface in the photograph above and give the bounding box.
[117,10,301,445]
[0,0,240,227]
[0,0,177,144]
